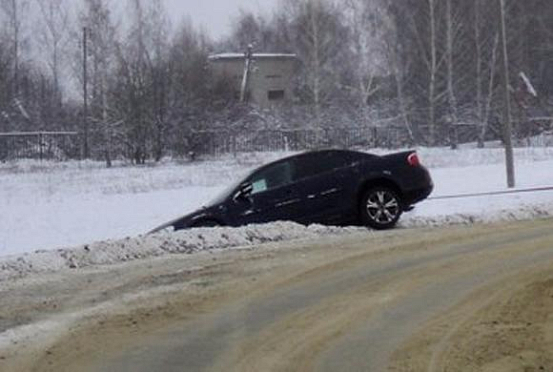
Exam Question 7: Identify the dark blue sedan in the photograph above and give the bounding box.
[150,149,433,232]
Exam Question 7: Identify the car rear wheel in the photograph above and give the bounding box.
[361,187,402,230]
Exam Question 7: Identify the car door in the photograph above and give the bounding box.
[293,151,356,225]
[232,159,303,225]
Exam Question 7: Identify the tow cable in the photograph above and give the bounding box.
[428,186,553,201]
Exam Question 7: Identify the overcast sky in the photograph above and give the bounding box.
[163,0,279,40]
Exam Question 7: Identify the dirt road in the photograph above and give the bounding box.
[1,219,553,371]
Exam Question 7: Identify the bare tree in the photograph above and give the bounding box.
[282,0,348,131]
[472,0,501,146]
[79,0,120,165]
[36,0,68,100]
[110,0,171,164]
[368,0,414,142]
[0,0,28,96]
[388,0,448,144]
[342,0,387,108]
[166,19,214,156]
[32,0,70,131]
[426,0,440,145]
[445,0,458,147]
[225,11,280,52]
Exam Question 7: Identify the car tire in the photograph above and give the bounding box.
[360,186,402,230]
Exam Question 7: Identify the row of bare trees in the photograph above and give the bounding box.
[0,0,227,163]
[218,0,553,147]
[388,0,553,146]
[1,0,553,162]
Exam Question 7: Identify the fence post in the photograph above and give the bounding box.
[39,132,44,161]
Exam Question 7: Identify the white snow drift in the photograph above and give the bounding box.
[0,222,363,282]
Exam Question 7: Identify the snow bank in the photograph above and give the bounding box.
[402,202,553,228]
[3,201,553,282]
[0,222,363,282]
[1,145,553,271]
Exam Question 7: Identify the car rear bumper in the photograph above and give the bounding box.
[404,184,433,207]
[402,168,434,208]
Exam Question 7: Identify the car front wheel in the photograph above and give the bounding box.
[360,187,402,230]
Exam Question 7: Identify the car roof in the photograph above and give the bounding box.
[217,149,376,202]
[255,149,375,171]
[290,148,375,160]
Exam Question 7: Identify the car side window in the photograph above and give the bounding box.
[295,151,353,180]
[249,160,294,194]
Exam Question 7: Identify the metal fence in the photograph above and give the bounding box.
[1,123,549,161]
[189,126,414,156]
[0,132,80,161]
[187,123,516,156]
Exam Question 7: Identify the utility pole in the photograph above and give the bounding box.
[499,0,515,188]
[83,27,89,159]
[240,44,253,103]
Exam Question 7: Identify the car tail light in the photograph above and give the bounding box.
[407,152,420,167]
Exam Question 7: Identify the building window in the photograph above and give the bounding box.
[268,90,285,101]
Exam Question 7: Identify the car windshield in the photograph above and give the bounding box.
[207,158,295,205]
[206,169,256,206]
[248,161,294,194]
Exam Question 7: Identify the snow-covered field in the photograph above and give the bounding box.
[405,146,553,226]
[1,145,553,264]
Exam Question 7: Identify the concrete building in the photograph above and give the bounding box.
[208,53,298,107]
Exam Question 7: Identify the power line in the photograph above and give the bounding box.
[429,186,553,201]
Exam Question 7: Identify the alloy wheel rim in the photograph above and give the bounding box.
[366,191,400,224]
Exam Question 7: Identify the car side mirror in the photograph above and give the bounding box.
[234,182,253,202]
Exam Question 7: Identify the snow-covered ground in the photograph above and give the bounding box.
[1,145,553,261]
[404,146,553,226]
